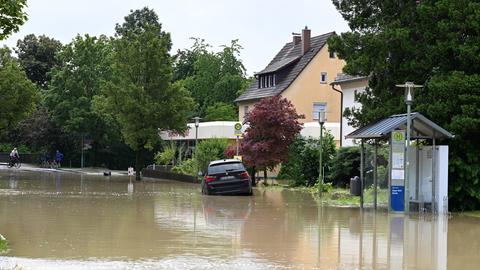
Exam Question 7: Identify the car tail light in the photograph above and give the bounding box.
[204,175,216,182]
[239,171,249,180]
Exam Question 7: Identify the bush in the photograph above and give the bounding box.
[172,158,197,176]
[195,138,228,173]
[328,146,360,187]
[278,133,336,187]
[154,144,176,165]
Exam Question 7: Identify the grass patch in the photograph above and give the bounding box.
[460,211,480,218]
[258,182,389,207]
[0,234,9,255]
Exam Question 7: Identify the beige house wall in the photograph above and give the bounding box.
[237,100,257,123]
[238,45,345,124]
[281,45,345,123]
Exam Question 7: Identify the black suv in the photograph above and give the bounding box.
[201,159,253,196]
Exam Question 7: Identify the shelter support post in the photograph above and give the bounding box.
[432,134,436,214]
[374,140,378,209]
[360,139,364,209]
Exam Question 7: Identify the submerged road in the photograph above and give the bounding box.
[0,170,479,269]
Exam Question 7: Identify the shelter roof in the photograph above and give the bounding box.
[345,113,454,140]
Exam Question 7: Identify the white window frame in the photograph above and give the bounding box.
[320,72,327,84]
[244,105,249,118]
[312,102,327,120]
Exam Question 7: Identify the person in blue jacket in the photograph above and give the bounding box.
[55,150,64,168]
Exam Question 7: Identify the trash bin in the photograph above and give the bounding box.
[350,176,361,196]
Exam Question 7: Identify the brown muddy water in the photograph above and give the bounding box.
[0,170,479,269]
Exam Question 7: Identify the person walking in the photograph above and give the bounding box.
[55,150,64,168]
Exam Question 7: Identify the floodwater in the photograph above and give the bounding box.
[0,170,479,269]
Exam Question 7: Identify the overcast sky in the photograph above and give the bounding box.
[0,0,350,75]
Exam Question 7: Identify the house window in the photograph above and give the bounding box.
[329,51,335,58]
[312,103,327,120]
[273,74,276,86]
[320,72,327,84]
[244,105,249,118]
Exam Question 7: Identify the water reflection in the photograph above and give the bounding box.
[0,171,478,269]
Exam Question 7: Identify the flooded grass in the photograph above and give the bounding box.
[461,211,480,218]
[0,234,9,255]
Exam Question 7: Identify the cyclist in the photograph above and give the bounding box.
[9,148,20,167]
[55,150,64,168]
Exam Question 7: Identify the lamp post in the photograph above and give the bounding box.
[192,116,201,180]
[318,111,326,195]
[395,82,422,213]
[192,117,201,155]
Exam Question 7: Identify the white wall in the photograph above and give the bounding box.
[342,86,365,146]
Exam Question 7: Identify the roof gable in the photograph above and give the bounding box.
[235,32,335,103]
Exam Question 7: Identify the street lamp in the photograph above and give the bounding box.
[318,111,326,195]
[192,117,201,154]
[395,82,422,213]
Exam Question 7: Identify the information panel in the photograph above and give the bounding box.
[391,130,405,211]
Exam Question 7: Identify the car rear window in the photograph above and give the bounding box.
[208,162,245,174]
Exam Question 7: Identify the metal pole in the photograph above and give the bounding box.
[81,135,84,168]
[236,135,239,156]
[360,139,364,209]
[432,134,436,214]
[405,102,411,213]
[318,123,324,194]
[374,140,378,209]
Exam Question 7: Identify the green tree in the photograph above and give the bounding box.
[279,134,336,187]
[101,7,194,179]
[329,0,480,210]
[0,47,38,138]
[0,0,28,40]
[204,102,237,121]
[178,39,248,116]
[16,34,63,89]
[45,34,114,166]
[195,138,228,173]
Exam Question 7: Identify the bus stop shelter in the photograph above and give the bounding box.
[346,112,453,213]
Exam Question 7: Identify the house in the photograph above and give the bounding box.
[331,74,368,146]
[234,27,345,144]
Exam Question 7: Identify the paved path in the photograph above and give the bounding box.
[0,163,127,176]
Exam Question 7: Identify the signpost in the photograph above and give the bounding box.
[234,122,242,156]
[127,166,134,194]
[391,130,406,211]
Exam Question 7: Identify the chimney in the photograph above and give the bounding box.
[301,26,311,55]
[292,33,301,45]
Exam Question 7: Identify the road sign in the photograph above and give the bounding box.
[128,167,134,176]
[391,130,405,211]
[234,122,242,136]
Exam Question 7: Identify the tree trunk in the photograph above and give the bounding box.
[135,149,142,181]
[263,169,267,185]
[251,166,256,187]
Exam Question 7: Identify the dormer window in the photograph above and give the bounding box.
[258,73,276,88]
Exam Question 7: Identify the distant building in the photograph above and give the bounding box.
[235,27,344,144]
[331,74,368,146]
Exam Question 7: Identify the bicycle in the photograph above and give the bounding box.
[8,158,21,169]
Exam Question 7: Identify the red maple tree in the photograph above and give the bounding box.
[240,96,304,183]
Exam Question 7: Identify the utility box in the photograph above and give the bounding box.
[350,176,361,196]
[408,145,449,214]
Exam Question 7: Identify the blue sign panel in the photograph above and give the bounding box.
[391,185,405,211]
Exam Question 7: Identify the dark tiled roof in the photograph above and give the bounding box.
[235,32,335,103]
[256,56,300,75]
[332,73,368,84]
